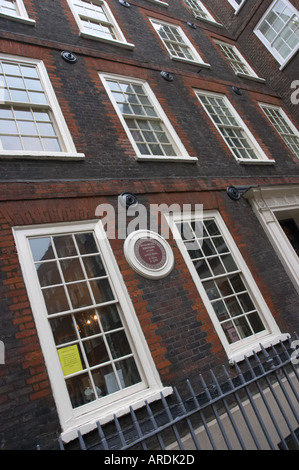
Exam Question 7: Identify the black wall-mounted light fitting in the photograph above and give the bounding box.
[161,71,174,82]
[232,86,242,95]
[61,51,77,64]
[226,185,257,200]
[187,22,197,29]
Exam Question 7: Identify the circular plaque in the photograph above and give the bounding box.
[124,230,174,279]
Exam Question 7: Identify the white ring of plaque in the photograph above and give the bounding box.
[124,230,174,279]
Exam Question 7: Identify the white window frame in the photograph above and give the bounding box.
[194,90,274,164]
[150,18,210,68]
[254,0,299,69]
[100,73,197,162]
[146,0,168,7]
[67,0,134,49]
[245,185,299,295]
[0,54,84,160]
[165,209,287,363]
[0,0,35,24]
[227,0,246,14]
[259,103,299,159]
[13,219,172,443]
[183,0,222,27]
[214,40,265,83]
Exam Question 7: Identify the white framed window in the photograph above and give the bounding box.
[150,18,210,67]
[166,210,287,362]
[227,0,246,14]
[0,0,35,24]
[259,103,299,158]
[194,90,273,164]
[254,0,299,69]
[0,55,84,160]
[214,40,265,82]
[13,220,171,442]
[183,0,222,26]
[67,0,134,49]
[100,73,197,162]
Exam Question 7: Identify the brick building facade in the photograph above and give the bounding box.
[0,0,298,449]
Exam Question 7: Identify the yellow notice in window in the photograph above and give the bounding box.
[58,345,83,376]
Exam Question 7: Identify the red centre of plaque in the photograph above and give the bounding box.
[134,238,166,269]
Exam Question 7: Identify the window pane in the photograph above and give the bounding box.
[53,235,77,258]
[50,315,77,345]
[82,255,106,278]
[83,336,110,367]
[29,237,54,261]
[75,310,101,338]
[60,258,85,282]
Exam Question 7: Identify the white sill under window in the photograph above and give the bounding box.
[0,151,85,160]
[235,72,265,83]
[237,158,275,165]
[136,155,198,162]
[0,11,35,24]
[60,385,173,443]
[79,31,135,49]
[228,332,290,364]
[146,0,168,7]
[195,16,223,27]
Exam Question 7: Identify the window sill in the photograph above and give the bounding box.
[137,155,198,162]
[60,386,173,444]
[146,0,168,6]
[80,31,135,50]
[0,151,85,160]
[237,158,275,165]
[228,333,290,364]
[0,12,36,25]
[170,56,211,68]
[236,72,265,83]
[194,16,223,28]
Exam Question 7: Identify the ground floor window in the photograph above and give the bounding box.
[166,210,286,362]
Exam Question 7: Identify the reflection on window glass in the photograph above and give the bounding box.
[176,218,266,344]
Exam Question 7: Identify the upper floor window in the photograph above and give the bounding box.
[254,0,299,68]
[0,0,35,24]
[227,0,246,13]
[259,103,299,158]
[195,90,272,164]
[150,18,210,67]
[183,0,221,25]
[100,74,196,162]
[215,40,265,82]
[67,0,134,49]
[0,55,84,159]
